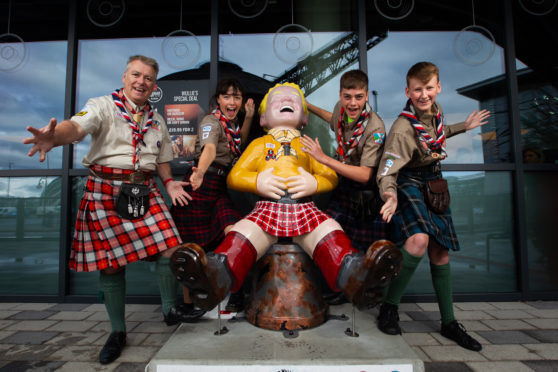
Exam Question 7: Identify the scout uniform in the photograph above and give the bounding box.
[377,101,466,250]
[170,109,243,251]
[326,101,388,252]
[70,90,181,272]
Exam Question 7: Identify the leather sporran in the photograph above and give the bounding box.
[115,183,150,220]
[425,178,450,214]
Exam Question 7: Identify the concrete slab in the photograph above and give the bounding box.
[147,303,424,372]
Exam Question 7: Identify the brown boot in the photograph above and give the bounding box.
[171,243,232,311]
[337,240,403,309]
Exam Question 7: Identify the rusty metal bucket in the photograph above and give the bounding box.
[244,242,329,331]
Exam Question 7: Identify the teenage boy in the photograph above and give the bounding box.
[303,70,389,304]
[376,61,490,351]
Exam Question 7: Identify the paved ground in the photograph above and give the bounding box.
[0,301,557,371]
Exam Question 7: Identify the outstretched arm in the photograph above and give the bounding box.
[23,118,87,162]
[300,135,373,184]
[306,101,333,124]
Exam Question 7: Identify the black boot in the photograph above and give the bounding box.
[441,320,482,351]
[99,331,126,364]
[377,302,401,335]
[171,243,232,311]
[163,303,206,325]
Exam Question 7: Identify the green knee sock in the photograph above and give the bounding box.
[156,256,178,315]
[99,270,126,333]
[383,248,423,306]
[430,262,455,325]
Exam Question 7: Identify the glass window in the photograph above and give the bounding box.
[0,177,61,295]
[73,36,211,168]
[524,172,558,292]
[365,1,510,164]
[0,41,67,170]
[404,171,517,294]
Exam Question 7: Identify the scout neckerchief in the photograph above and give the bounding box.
[112,88,154,169]
[336,102,370,163]
[400,99,447,160]
[213,108,241,159]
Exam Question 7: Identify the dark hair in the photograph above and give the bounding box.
[340,69,368,91]
[127,55,159,77]
[210,78,245,111]
[406,61,439,86]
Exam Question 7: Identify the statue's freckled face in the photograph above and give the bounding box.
[262,86,307,129]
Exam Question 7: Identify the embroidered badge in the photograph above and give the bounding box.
[381,166,390,176]
[75,111,87,117]
[265,143,276,149]
[202,132,209,139]
[386,159,394,167]
[202,126,211,132]
[385,151,401,159]
[152,120,160,131]
[265,149,276,161]
[373,132,385,144]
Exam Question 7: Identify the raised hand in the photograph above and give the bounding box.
[464,109,491,131]
[300,135,328,164]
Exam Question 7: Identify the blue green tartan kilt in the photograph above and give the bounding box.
[391,172,460,251]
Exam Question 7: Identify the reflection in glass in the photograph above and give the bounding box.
[0,177,61,295]
[518,70,558,164]
[404,171,516,294]
[368,32,507,164]
[0,41,67,170]
[525,172,558,291]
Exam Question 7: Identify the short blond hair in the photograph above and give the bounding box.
[259,82,308,116]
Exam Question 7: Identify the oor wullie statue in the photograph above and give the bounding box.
[171,83,402,311]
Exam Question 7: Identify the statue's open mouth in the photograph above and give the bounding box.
[280,106,294,113]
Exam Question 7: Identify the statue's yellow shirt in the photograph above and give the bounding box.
[227,128,338,195]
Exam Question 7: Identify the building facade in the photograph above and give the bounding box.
[0,0,556,303]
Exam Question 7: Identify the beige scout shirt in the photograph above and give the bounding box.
[72,95,173,171]
[377,103,466,199]
[329,101,386,167]
[195,114,239,167]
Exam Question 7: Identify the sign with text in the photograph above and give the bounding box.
[149,80,209,170]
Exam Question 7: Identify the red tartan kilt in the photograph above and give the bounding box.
[245,200,330,237]
[69,169,181,272]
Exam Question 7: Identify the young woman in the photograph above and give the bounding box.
[170,78,255,318]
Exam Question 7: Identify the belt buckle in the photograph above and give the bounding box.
[129,171,145,183]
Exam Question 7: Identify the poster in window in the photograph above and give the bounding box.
[149,80,208,170]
